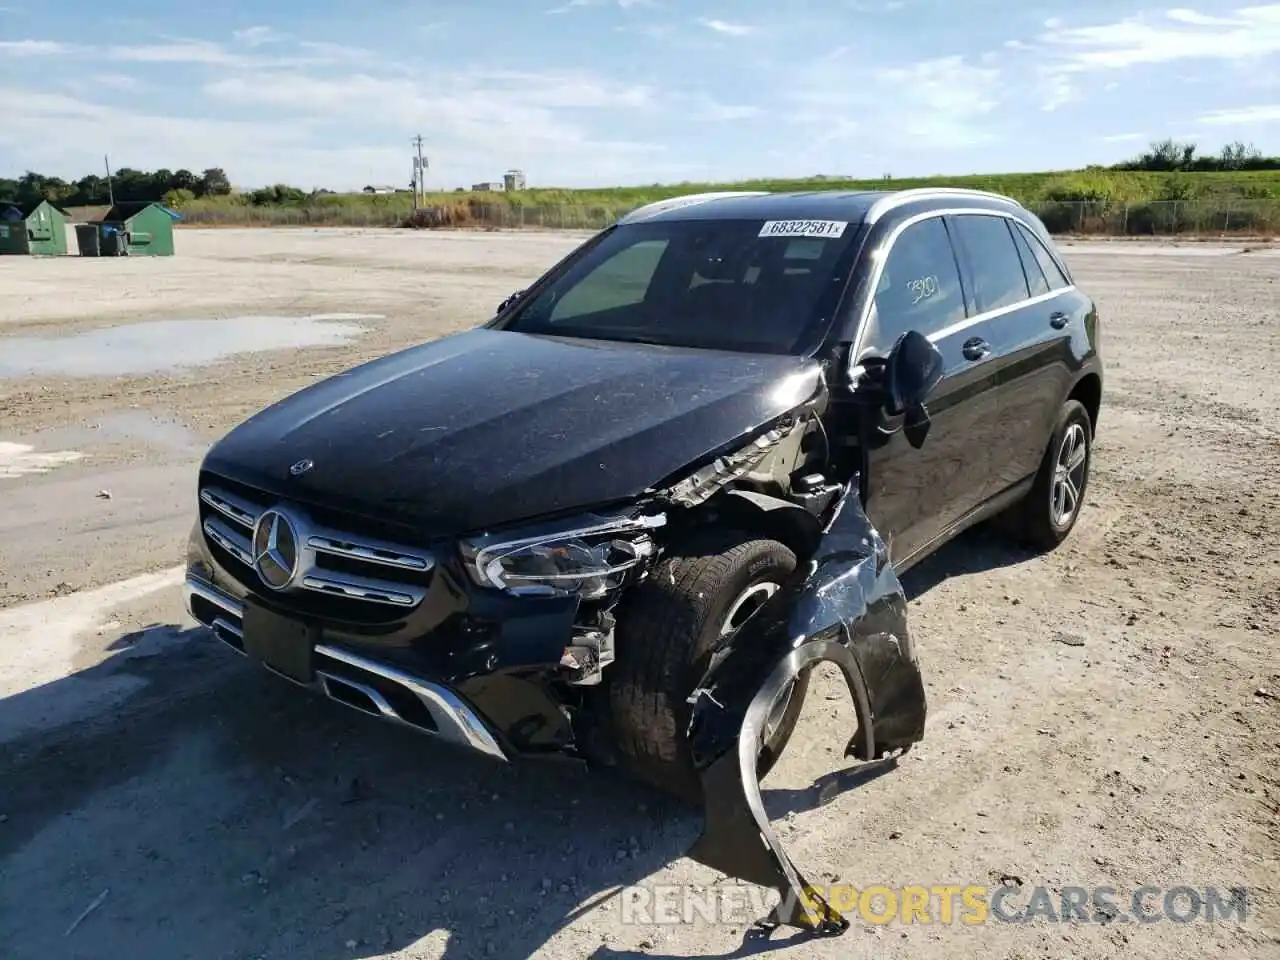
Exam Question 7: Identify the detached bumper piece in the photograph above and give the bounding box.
[684,488,928,937]
[184,575,508,761]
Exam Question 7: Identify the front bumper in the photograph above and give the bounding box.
[185,574,509,761]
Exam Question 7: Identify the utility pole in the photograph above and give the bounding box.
[411,135,427,208]
[104,154,115,207]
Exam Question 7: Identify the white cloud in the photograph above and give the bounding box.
[1197,104,1280,124]
[232,26,278,46]
[0,39,70,55]
[1042,4,1280,71]
[546,0,650,11]
[1036,68,1077,111]
[296,40,376,62]
[102,37,327,69]
[873,56,1001,143]
[1164,9,1240,27]
[0,87,319,182]
[0,28,692,187]
[687,97,759,121]
[1101,131,1147,142]
[106,40,245,65]
[0,34,344,69]
[190,67,676,186]
[698,17,753,36]
[87,73,142,91]
[790,52,1002,148]
[205,68,658,118]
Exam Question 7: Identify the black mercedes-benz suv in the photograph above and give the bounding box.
[184,187,1102,812]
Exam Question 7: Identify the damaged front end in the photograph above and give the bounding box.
[683,484,928,935]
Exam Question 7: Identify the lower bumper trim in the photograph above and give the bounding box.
[183,573,507,762]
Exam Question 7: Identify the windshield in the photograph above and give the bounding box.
[499,218,861,355]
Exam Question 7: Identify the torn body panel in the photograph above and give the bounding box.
[684,485,927,934]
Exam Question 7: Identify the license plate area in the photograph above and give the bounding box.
[241,600,318,684]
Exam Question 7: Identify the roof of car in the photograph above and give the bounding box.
[615,188,1023,228]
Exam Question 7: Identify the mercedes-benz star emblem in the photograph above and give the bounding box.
[252,508,299,590]
[289,458,314,476]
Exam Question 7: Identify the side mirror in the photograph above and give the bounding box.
[885,330,943,417]
[496,289,524,314]
[885,330,944,449]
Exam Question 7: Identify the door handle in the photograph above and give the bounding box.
[962,337,991,361]
[1049,311,1070,330]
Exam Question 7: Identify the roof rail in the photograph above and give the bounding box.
[864,187,1021,224]
[617,190,772,224]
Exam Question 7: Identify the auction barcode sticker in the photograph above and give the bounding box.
[758,219,848,238]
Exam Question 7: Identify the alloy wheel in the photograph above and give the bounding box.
[1051,422,1088,528]
[719,581,794,743]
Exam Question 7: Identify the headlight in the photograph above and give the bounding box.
[460,513,666,598]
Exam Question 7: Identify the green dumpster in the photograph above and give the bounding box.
[0,201,70,256]
[76,223,101,257]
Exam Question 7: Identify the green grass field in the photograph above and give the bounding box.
[176,168,1280,235]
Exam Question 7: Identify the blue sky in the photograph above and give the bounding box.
[1,1,1278,190]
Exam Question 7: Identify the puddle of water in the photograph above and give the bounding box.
[1062,242,1253,258]
[0,313,379,379]
[0,441,86,479]
[17,410,205,456]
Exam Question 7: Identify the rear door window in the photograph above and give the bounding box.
[1015,222,1070,290]
[951,214,1031,313]
[864,216,967,353]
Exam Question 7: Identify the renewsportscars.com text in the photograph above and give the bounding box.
[619,883,1249,927]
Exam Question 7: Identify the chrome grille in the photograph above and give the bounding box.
[198,481,434,611]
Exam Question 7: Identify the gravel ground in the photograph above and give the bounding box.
[0,228,1276,960]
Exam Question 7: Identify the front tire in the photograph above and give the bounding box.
[607,529,809,804]
[1019,398,1093,550]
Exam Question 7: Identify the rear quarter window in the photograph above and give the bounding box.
[1015,222,1070,290]
[1010,224,1050,297]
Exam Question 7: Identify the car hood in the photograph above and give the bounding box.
[203,328,821,536]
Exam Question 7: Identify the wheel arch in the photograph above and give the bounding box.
[711,489,825,561]
[1067,371,1102,435]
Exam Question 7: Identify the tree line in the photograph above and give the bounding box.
[3,140,1278,211]
[0,167,233,209]
[1112,139,1279,173]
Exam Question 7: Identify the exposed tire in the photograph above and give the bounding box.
[1017,399,1093,550]
[607,528,809,804]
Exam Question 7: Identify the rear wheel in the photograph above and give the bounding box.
[607,529,809,804]
[1015,399,1093,550]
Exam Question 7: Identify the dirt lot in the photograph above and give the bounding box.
[0,228,1277,960]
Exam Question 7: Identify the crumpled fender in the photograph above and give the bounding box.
[683,484,927,935]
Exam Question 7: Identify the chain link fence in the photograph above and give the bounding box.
[180,198,1280,237]
[1023,199,1279,236]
